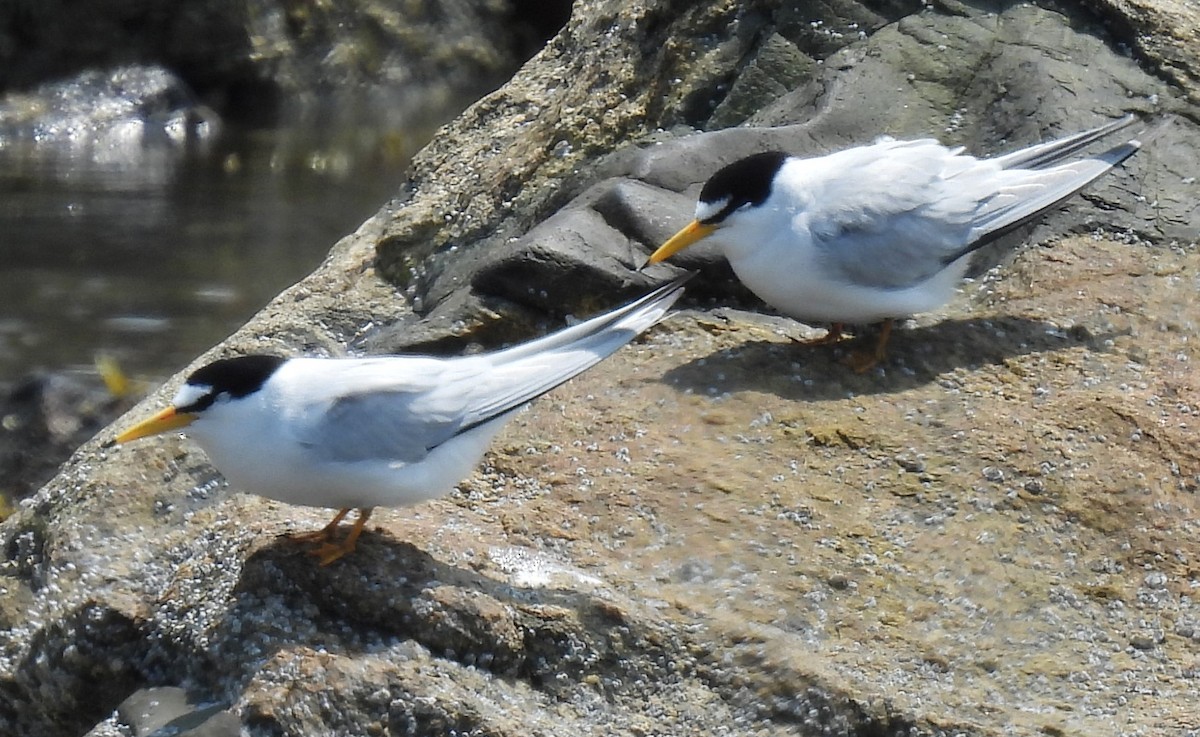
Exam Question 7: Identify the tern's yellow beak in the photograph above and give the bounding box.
[113,406,197,444]
[642,220,717,267]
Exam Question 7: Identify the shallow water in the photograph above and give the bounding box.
[0,102,437,384]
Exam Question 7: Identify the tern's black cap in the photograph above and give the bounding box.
[698,151,788,224]
[180,355,286,411]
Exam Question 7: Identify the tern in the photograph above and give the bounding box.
[112,275,689,564]
[643,115,1142,371]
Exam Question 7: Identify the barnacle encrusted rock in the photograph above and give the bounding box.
[2,1,1199,735]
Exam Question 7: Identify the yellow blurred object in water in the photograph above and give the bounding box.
[95,353,133,398]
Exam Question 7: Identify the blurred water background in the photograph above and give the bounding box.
[0,96,456,385]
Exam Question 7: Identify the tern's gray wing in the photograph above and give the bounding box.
[803,140,982,289]
[449,274,689,432]
[290,275,689,465]
[291,357,482,464]
[952,139,1140,258]
[809,124,1140,290]
[991,115,1138,170]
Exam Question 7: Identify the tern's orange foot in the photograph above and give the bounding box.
[311,539,358,566]
[287,528,334,545]
[287,508,350,545]
[845,349,885,374]
[844,319,893,373]
[298,507,373,566]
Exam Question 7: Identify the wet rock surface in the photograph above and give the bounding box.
[0,65,219,149]
[0,372,135,510]
[2,0,1199,735]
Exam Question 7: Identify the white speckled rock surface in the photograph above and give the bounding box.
[3,0,1199,735]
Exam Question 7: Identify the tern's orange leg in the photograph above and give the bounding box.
[312,508,374,566]
[287,507,351,544]
[846,319,893,373]
[790,322,846,347]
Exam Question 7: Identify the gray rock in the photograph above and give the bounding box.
[708,33,820,130]
[0,64,218,192]
[378,0,1196,351]
[0,1,562,108]
[0,65,219,149]
[117,687,195,736]
[107,686,236,737]
[0,371,134,504]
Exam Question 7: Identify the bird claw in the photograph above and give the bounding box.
[286,507,373,565]
[286,508,350,545]
[845,350,884,374]
[287,528,335,545]
[310,540,356,566]
[843,319,893,373]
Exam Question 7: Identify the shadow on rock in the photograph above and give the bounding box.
[234,532,526,664]
[222,530,666,691]
[661,314,1114,401]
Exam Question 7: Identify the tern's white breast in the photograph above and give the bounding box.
[183,382,511,510]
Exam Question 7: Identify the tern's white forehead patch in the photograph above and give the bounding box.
[173,382,212,407]
[695,196,729,223]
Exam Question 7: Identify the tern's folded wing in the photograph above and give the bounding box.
[286,357,477,464]
[807,134,1138,289]
[803,141,982,289]
[991,115,1138,170]
[960,141,1140,251]
[450,275,687,431]
[284,276,687,465]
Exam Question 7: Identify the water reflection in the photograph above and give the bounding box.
[0,98,439,384]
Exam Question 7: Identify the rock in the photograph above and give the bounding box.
[0,371,135,508]
[83,686,238,737]
[0,64,219,184]
[0,1,568,118]
[2,0,1200,736]
[375,0,1196,352]
[0,65,219,149]
[1086,0,1200,105]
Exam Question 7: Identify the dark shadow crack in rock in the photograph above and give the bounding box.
[0,601,147,737]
